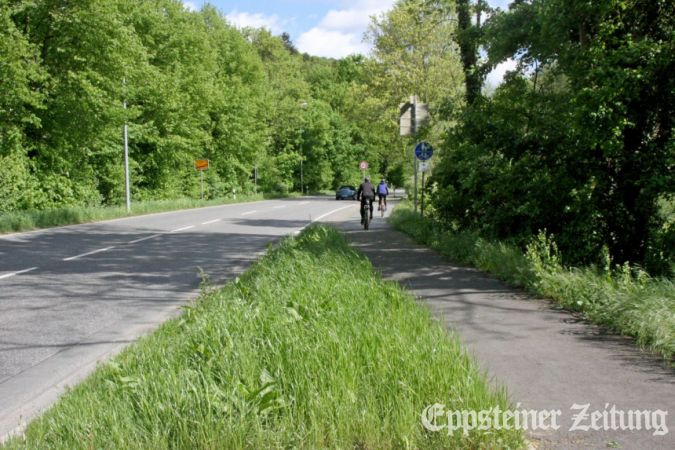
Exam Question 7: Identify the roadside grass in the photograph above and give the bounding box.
[0,193,298,234]
[3,225,524,449]
[390,203,675,362]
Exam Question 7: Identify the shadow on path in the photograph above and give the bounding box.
[339,214,674,450]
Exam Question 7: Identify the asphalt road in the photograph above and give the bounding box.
[0,197,359,440]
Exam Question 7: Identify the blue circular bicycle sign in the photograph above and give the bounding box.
[415,142,434,161]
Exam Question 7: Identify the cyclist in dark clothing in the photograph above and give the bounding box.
[356,176,376,223]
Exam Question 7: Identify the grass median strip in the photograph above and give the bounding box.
[390,203,675,362]
[3,225,523,449]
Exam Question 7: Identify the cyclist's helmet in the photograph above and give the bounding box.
[364,176,370,182]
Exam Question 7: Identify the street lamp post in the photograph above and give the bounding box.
[123,78,131,212]
[299,101,308,195]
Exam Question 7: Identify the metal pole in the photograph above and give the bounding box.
[254,166,257,194]
[414,158,418,212]
[298,101,308,195]
[200,170,204,200]
[412,94,418,213]
[124,122,130,211]
[123,78,130,213]
[421,170,425,217]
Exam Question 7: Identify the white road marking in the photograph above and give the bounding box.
[241,210,257,216]
[170,225,195,233]
[0,267,38,280]
[201,219,221,225]
[63,247,114,261]
[272,205,287,209]
[294,204,357,235]
[128,234,163,244]
[312,205,356,223]
[298,201,310,205]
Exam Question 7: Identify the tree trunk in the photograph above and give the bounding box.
[457,0,481,105]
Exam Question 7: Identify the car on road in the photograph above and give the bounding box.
[335,185,357,200]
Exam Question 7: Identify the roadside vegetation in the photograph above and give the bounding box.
[391,204,675,362]
[1,0,409,216]
[2,225,524,449]
[430,0,673,276]
[0,193,302,234]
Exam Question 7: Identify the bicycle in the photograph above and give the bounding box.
[378,196,386,218]
[361,199,372,230]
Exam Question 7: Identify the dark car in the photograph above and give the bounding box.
[335,185,357,200]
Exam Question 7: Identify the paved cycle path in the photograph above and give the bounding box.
[340,203,674,449]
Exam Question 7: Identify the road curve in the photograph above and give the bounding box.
[0,197,359,440]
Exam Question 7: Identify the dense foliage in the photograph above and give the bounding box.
[429,0,674,274]
[0,0,401,211]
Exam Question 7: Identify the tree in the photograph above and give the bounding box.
[365,0,465,189]
[8,0,149,207]
[366,0,464,108]
[0,2,44,211]
[454,0,492,104]
[431,0,674,272]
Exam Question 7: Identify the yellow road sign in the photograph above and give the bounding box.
[194,159,209,171]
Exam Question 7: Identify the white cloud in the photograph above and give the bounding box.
[182,1,198,12]
[225,10,283,34]
[297,28,371,59]
[296,0,396,58]
[485,58,518,88]
[219,0,511,59]
[319,9,371,32]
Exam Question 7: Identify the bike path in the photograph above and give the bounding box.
[339,204,674,449]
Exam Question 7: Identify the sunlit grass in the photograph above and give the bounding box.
[390,203,675,362]
[3,225,523,449]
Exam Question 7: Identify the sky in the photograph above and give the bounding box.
[183,0,515,85]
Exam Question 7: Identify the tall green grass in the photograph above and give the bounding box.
[390,204,675,362]
[3,225,523,449]
[0,193,298,234]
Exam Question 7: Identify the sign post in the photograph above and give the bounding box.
[359,160,369,179]
[194,159,209,199]
[400,95,430,213]
[412,96,418,213]
[414,142,433,217]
